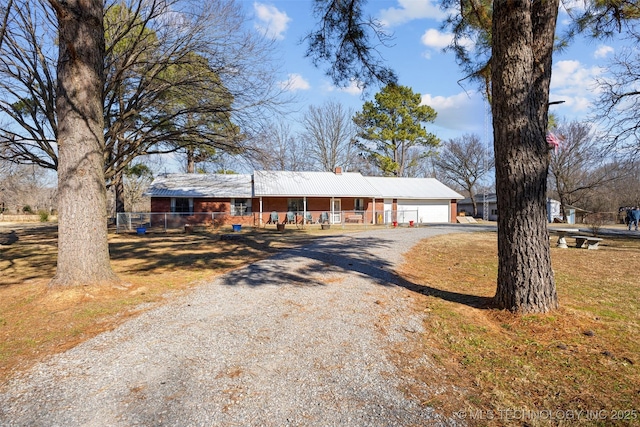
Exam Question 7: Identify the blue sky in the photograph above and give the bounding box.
[241,0,624,143]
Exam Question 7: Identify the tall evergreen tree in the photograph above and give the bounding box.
[353,84,439,177]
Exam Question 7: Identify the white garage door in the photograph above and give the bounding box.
[397,200,450,223]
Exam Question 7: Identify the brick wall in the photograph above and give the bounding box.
[450,199,458,223]
[195,199,230,213]
[150,198,171,212]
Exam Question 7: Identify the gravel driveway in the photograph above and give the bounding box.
[0,225,480,426]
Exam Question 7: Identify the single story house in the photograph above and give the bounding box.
[457,193,565,223]
[145,169,464,226]
[457,193,498,221]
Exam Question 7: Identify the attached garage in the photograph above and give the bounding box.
[398,200,451,223]
[365,177,464,224]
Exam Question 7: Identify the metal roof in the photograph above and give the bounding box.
[253,170,380,197]
[145,174,253,198]
[364,177,464,200]
[145,171,463,200]
[458,193,497,205]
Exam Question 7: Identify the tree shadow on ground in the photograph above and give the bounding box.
[220,233,493,310]
[0,226,58,286]
[1,224,492,309]
[108,229,320,275]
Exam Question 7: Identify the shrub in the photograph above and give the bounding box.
[38,210,49,222]
[585,212,607,237]
[22,205,33,214]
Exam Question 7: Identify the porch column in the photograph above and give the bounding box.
[372,198,376,225]
[303,197,307,224]
[259,197,263,226]
[331,197,334,224]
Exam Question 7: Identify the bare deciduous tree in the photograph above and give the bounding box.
[432,134,494,217]
[0,0,14,49]
[549,119,624,220]
[594,29,640,159]
[403,148,435,178]
[1,0,287,286]
[250,122,312,172]
[0,0,287,211]
[123,163,153,212]
[587,159,640,216]
[0,158,56,214]
[301,100,357,171]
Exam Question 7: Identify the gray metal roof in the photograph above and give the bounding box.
[458,193,497,205]
[364,177,464,200]
[253,170,380,197]
[145,174,253,198]
[145,171,463,200]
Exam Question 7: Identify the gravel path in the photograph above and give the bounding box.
[0,225,478,426]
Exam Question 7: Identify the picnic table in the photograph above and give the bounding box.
[553,228,575,248]
[572,235,603,250]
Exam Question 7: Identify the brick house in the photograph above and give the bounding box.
[146,169,463,226]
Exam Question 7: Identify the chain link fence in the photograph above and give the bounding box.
[116,210,421,233]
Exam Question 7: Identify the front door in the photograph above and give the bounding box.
[332,199,341,223]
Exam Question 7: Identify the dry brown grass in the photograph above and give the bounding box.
[0,224,316,381]
[3,224,640,426]
[396,232,640,426]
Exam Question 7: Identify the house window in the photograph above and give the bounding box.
[171,198,193,214]
[231,198,251,216]
[287,198,304,212]
[354,198,364,212]
[491,209,498,216]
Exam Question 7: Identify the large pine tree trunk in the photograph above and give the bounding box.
[49,0,119,287]
[491,0,559,313]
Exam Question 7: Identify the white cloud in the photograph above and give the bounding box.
[323,79,364,96]
[594,45,614,59]
[421,29,452,49]
[550,60,604,112]
[420,28,473,58]
[253,3,290,40]
[421,91,486,134]
[279,73,310,92]
[340,80,365,95]
[551,60,604,94]
[378,0,446,26]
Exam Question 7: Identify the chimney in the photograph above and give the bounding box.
[334,166,342,175]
